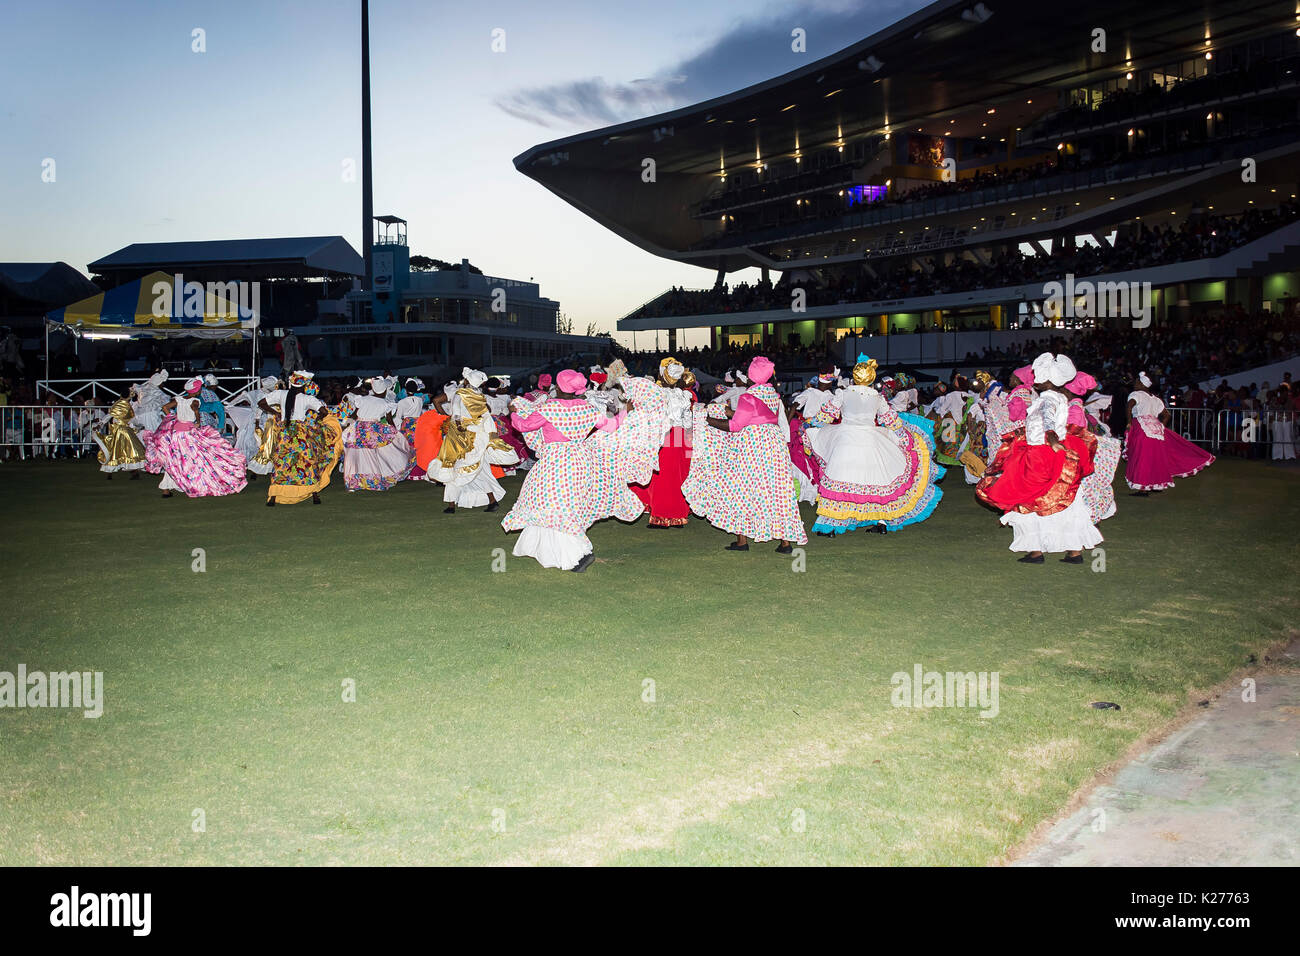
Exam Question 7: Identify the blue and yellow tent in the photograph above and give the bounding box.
[45,271,258,340]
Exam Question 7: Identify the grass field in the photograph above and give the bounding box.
[1,456,1297,865]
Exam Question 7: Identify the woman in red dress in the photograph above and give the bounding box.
[630,356,697,527]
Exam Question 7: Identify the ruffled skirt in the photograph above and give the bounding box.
[1124,420,1215,491]
[144,419,248,497]
[806,411,944,533]
[343,420,413,491]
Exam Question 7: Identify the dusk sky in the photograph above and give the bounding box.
[1,0,927,344]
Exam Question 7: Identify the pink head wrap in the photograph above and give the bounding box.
[1013,365,1034,387]
[538,374,553,389]
[747,356,775,385]
[730,393,778,431]
[556,369,587,394]
[1064,371,1097,396]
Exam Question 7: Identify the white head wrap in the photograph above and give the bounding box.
[724,371,734,384]
[260,376,279,389]
[1031,351,1056,384]
[1138,371,1152,388]
[1048,354,1076,388]
[463,368,488,389]
[148,371,168,387]
[204,373,218,386]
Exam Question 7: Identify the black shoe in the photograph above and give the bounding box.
[129,470,140,480]
[866,523,888,534]
[570,552,595,573]
[312,492,322,505]
[443,506,456,513]
[816,530,833,537]
[725,542,750,552]
[1130,490,1150,497]
[775,543,793,554]
[105,474,112,481]
[266,497,276,507]
[161,491,173,498]
[485,501,499,513]
[1017,554,1044,564]
[1060,554,1084,564]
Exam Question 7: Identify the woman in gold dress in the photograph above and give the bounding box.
[93,398,146,479]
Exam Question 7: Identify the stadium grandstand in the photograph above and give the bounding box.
[515,0,1300,380]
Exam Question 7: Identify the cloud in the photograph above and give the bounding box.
[497,76,688,130]
[496,0,926,130]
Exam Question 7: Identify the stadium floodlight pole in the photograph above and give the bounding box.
[361,0,373,294]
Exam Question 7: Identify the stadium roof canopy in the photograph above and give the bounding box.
[89,236,364,282]
[515,0,1293,271]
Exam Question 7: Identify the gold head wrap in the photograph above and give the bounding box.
[974,370,992,390]
[658,356,684,386]
[852,358,878,386]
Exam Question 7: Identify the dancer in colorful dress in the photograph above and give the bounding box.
[143,377,249,498]
[92,398,146,479]
[682,385,807,553]
[975,354,1101,563]
[803,356,943,536]
[502,369,622,572]
[394,378,430,478]
[889,373,920,415]
[260,371,343,506]
[485,377,529,474]
[1123,371,1216,495]
[427,368,519,513]
[198,374,227,432]
[340,377,412,491]
[629,357,697,528]
[1064,371,1120,522]
[927,376,978,474]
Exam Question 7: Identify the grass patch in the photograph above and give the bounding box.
[0,458,1295,865]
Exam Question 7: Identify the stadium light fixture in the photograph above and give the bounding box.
[987,108,995,114]
[1125,72,1133,80]
[781,104,797,112]
[1127,128,1135,137]
[1056,142,1064,150]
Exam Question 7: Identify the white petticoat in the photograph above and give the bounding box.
[512,526,592,570]
[437,465,506,508]
[1000,496,1103,554]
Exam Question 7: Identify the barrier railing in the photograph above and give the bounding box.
[1214,409,1298,460]
[37,375,260,406]
[1166,407,1218,449]
[0,405,108,459]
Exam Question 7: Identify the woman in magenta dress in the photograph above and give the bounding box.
[143,377,248,498]
[629,357,696,528]
[1124,371,1215,494]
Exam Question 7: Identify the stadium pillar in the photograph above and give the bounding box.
[668,328,677,352]
[361,0,373,293]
